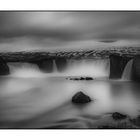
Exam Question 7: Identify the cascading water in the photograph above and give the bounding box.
[8,62,45,78]
[121,59,133,81]
[65,59,110,78]
[7,58,110,78]
[53,60,58,72]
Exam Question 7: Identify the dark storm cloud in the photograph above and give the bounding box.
[0,11,140,51]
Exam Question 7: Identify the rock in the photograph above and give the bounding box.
[80,77,84,80]
[112,112,127,120]
[132,55,140,82]
[0,56,9,75]
[69,78,79,80]
[37,59,53,73]
[130,116,140,126]
[55,57,67,72]
[98,125,115,129]
[85,77,93,80]
[68,77,93,81]
[109,54,131,79]
[72,91,92,104]
[74,78,79,80]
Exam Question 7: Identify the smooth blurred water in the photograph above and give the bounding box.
[0,59,139,128]
[0,75,140,128]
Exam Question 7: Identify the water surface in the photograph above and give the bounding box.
[0,76,140,128]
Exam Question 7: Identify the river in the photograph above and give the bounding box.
[0,76,140,128]
[0,59,139,128]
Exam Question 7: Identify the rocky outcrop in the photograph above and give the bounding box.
[0,56,9,75]
[37,59,53,73]
[67,77,94,81]
[0,47,138,62]
[72,91,92,104]
[112,112,127,120]
[109,54,131,79]
[85,77,94,80]
[55,58,67,72]
[132,55,140,82]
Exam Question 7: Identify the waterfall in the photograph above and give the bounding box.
[8,62,44,78]
[65,59,110,78]
[7,58,110,78]
[53,60,58,72]
[8,62,40,72]
[122,59,133,81]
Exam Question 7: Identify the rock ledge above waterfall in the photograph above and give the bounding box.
[0,47,139,62]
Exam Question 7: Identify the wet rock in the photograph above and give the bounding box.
[72,91,92,104]
[109,54,131,79]
[68,77,94,81]
[85,77,93,80]
[0,56,9,75]
[130,115,140,126]
[73,78,79,80]
[80,77,84,80]
[112,112,127,120]
[55,57,67,72]
[37,59,53,73]
[132,55,140,82]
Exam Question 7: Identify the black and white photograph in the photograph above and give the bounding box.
[0,11,140,129]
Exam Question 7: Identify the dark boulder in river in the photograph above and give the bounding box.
[0,56,9,75]
[72,91,91,104]
[109,54,130,79]
[112,112,127,120]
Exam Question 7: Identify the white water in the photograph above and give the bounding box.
[65,59,110,77]
[8,59,134,81]
[8,62,45,78]
[7,59,110,78]
[122,59,133,81]
[53,60,58,72]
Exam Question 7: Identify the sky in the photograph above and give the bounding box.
[0,11,140,52]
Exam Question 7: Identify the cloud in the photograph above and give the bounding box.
[99,40,117,43]
[0,11,140,51]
